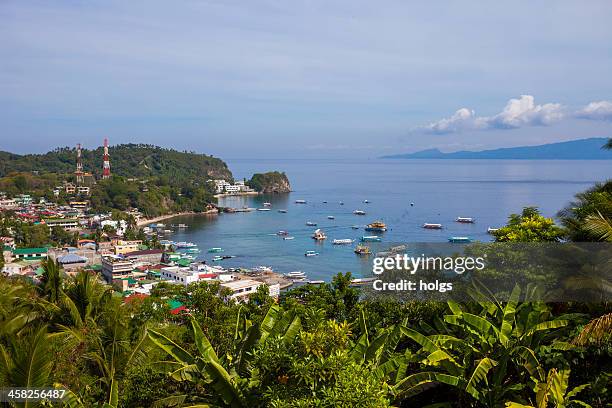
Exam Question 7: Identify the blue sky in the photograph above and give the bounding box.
[1,0,611,158]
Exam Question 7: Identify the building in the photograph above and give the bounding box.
[43,218,80,230]
[12,247,48,261]
[56,253,88,271]
[0,198,17,210]
[101,256,134,282]
[113,240,142,255]
[1,237,15,249]
[220,279,280,301]
[77,186,90,195]
[211,179,255,194]
[65,183,77,194]
[14,194,32,206]
[69,201,89,209]
[1,262,30,276]
[123,248,164,264]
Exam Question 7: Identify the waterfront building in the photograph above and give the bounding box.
[160,265,219,286]
[220,279,280,301]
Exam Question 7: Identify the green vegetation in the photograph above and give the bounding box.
[493,207,565,242]
[559,181,612,242]
[247,171,291,193]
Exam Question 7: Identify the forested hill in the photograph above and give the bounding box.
[0,144,233,182]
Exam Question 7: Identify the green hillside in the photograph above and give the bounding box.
[0,143,233,182]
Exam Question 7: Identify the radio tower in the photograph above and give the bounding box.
[102,138,111,179]
[75,143,84,184]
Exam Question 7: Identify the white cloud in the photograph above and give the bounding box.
[575,101,612,121]
[421,95,566,134]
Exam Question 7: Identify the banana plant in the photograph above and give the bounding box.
[505,368,591,408]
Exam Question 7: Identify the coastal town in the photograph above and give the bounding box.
[0,140,291,309]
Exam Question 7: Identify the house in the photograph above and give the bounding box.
[12,247,48,260]
[220,279,280,301]
[113,240,142,255]
[1,262,31,276]
[123,248,164,264]
[0,237,15,249]
[0,198,17,209]
[56,253,88,270]
[101,256,134,282]
[160,265,220,286]
[43,218,80,230]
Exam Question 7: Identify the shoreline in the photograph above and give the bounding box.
[136,210,217,227]
[214,191,260,199]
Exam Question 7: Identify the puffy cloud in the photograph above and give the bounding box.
[421,95,566,134]
[575,101,612,121]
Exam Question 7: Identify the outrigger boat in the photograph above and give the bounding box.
[365,221,387,232]
[277,231,289,236]
[185,248,201,254]
[257,208,271,211]
[263,202,272,207]
[363,199,370,203]
[312,229,327,240]
[304,250,319,257]
[208,247,224,253]
[448,236,472,243]
[361,235,381,242]
[353,210,366,215]
[332,239,353,245]
[456,217,475,223]
[423,223,443,229]
[175,241,197,248]
[283,236,295,240]
[285,271,307,279]
[487,227,499,234]
[327,215,335,220]
[278,209,288,213]
[354,245,371,255]
[295,200,307,204]
[306,221,317,226]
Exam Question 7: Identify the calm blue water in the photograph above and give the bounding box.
[167,159,611,281]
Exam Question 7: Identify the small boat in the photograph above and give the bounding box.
[257,208,271,211]
[177,224,188,228]
[221,255,235,259]
[175,241,197,248]
[295,200,307,204]
[208,247,224,253]
[410,202,414,206]
[389,245,407,253]
[332,239,353,245]
[212,255,223,261]
[285,271,307,279]
[308,280,325,285]
[350,277,376,286]
[351,225,360,229]
[277,231,289,236]
[278,209,288,213]
[163,229,173,233]
[456,217,475,223]
[423,223,443,229]
[365,221,387,232]
[339,201,344,205]
[306,221,317,226]
[283,236,295,240]
[487,227,499,234]
[354,245,371,255]
[363,199,370,203]
[361,235,381,242]
[323,201,328,203]
[304,250,319,257]
[312,229,327,240]
[263,202,272,207]
[448,236,472,243]
[353,210,366,215]
[185,248,201,254]
[327,215,335,220]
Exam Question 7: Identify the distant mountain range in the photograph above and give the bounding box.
[382,138,611,160]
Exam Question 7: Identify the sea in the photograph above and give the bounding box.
[165,159,611,281]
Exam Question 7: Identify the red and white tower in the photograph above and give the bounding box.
[102,138,111,179]
[75,143,84,184]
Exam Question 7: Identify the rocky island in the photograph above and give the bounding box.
[247,171,291,193]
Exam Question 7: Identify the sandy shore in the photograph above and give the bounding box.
[136,210,217,227]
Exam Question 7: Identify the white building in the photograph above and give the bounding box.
[211,179,254,194]
[101,256,134,282]
[0,198,17,209]
[220,279,280,301]
[160,264,221,286]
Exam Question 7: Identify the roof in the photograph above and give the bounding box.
[12,247,48,255]
[57,253,87,264]
[124,293,148,303]
[124,249,164,256]
[221,279,262,291]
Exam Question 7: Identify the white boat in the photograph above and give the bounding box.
[353,210,366,215]
[304,250,319,257]
[306,221,317,226]
[332,239,354,245]
[312,229,327,240]
[285,271,307,279]
[327,215,335,220]
[283,236,295,240]
[308,280,325,285]
[423,223,443,229]
[363,199,370,203]
[339,201,344,205]
[295,200,307,204]
[351,225,360,229]
[208,247,223,253]
[263,202,272,207]
[456,217,475,223]
[278,209,288,213]
[361,235,381,242]
[257,208,271,211]
[175,241,197,248]
[487,227,499,234]
[277,230,289,236]
[253,266,273,273]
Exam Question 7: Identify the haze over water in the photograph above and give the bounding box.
[167,159,611,281]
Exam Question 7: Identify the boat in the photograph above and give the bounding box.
[306,221,317,226]
[423,223,443,229]
[312,229,327,240]
[285,271,307,279]
[308,280,325,285]
[365,221,387,232]
[339,201,344,205]
[350,277,376,286]
[456,217,475,223]
[323,201,328,203]
[304,250,319,257]
[278,209,288,213]
[175,241,197,248]
[163,229,173,233]
[212,255,223,261]
[487,227,499,234]
[277,230,289,236]
[354,245,371,255]
[208,247,224,253]
[353,210,366,215]
[332,239,354,245]
[448,236,472,243]
[389,244,407,253]
[283,236,295,240]
[361,235,381,242]
[295,200,307,204]
[351,225,360,229]
[185,248,201,254]
[263,202,272,207]
[175,224,188,228]
[363,199,370,203]
[257,208,271,211]
[327,215,335,220]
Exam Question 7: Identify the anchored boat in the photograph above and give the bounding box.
[295,200,307,204]
[208,247,224,253]
[285,271,307,279]
[487,227,499,234]
[353,210,366,215]
[306,221,317,226]
[332,239,354,245]
[448,236,472,243]
[304,250,319,257]
[456,217,475,223]
[365,221,387,232]
[361,235,381,242]
[423,223,443,229]
[327,215,335,220]
[312,229,327,240]
[354,245,371,255]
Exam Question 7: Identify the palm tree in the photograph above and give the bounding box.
[40,258,63,303]
[604,139,612,150]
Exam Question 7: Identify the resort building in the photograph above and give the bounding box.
[160,265,219,286]
[12,247,49,261]
[220,279,280,301]
[211,179,255,194]
[101,256,134,282]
